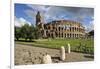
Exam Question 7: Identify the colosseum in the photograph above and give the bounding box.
[36,11,85,38]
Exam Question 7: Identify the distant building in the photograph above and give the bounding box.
[85,30,94,39]
[36,11,85,38]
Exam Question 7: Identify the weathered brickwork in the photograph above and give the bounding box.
[36,11,85,38]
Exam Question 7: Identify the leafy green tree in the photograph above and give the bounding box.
[28,25,35,41]
[15,27,21,40]
[20,24,39,41]
[33,26,39,39]
[88,30,94,36]
[14,23,41,41]
[20,24,30,41]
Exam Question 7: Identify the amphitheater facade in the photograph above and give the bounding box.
[36,11,85,38]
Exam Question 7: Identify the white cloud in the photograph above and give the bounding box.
[25,10,36,18]
[84,20,94,33]
[14,17,21,27]
[25,4,51,23]
[89,20,94,31]
[24,4,94,30]
[14,16,31,27]
[27,4,51,13]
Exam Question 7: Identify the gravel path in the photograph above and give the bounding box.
[15,44,94,65]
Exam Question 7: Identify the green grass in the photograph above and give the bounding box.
[35,38,93,47]
[15,38,94,54]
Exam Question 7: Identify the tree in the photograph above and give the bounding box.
[88,30,94,36]
[20,24,30,41]
[15,27,21,40]
[28,25,40,40]
[33,26,39,39]
[14,23,41,41]
[28,25,35,41]
[20,24,39,41]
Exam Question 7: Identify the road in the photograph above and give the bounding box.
[15,43,94,65]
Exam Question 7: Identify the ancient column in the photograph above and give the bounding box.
[42,54,52,64]
[60,46,65,61]
[44,29,47,37]
[68,43,71,54]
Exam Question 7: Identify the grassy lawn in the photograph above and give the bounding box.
[35,38,93,47]
[15,38,94,54]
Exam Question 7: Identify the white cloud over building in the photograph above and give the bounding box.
[15,16,31,27]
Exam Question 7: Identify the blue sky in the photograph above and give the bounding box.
[15,3,94,32]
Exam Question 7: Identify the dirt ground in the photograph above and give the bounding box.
[15,43,94,65]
